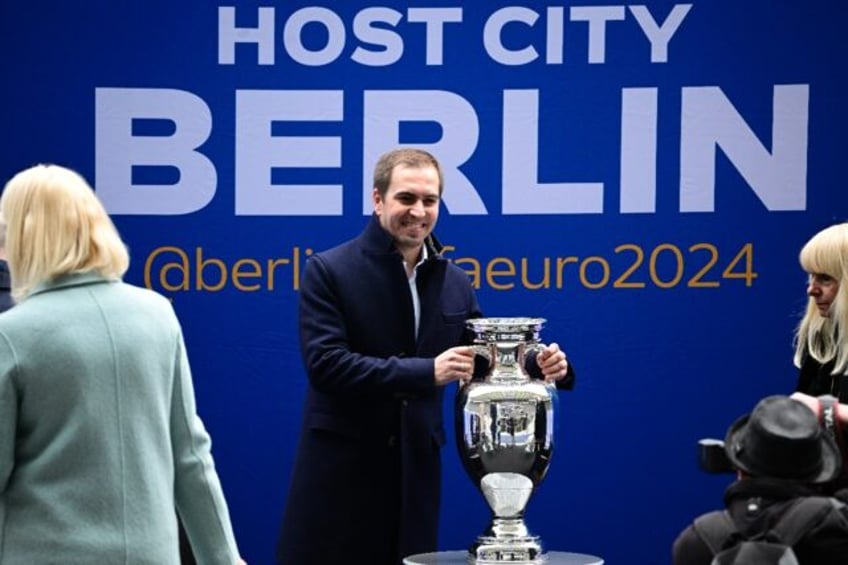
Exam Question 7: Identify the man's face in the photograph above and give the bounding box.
[373,164,441,253]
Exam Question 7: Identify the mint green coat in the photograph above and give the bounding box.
[0,273,239,564]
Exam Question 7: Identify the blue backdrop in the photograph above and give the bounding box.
[2,1,847,563]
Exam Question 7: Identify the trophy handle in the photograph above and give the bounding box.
[525,342,545,355]
[524,342,545,365]
[472,343,493,379]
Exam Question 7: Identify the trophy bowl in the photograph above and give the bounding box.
[455,317,557,564]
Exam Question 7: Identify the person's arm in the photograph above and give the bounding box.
[170,328,243,565]
[298,255,436,397]
[790,392,848,468]
[790,392,848,426]
[0,330,16,495]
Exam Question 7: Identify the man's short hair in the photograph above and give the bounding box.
[372,148,444,198]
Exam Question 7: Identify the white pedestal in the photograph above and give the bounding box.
[403,550,604,565]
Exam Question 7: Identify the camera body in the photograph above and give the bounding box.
[698,438,736,474]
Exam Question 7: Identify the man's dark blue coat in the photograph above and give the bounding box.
[277,216,483,564]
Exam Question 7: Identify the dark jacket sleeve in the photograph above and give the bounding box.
[298,254,435,398]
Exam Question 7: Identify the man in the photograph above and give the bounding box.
[673,395,848,564]
[276,148,574,565]
[0,217,12,313]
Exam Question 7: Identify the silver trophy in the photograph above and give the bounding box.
[455,317,557,564]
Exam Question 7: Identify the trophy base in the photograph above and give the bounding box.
[469,531,545,564]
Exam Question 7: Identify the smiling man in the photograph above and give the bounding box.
[275,148,574,565]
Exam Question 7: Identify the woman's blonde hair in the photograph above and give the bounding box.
[793,222,848,374]
[0,164,129,299]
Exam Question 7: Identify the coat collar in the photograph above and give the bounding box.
[29,271,117,297]
[358,213,445,261]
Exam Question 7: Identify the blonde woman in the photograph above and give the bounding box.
[793,222,848,492]
[794,222,848,401]
[0,164,245,564]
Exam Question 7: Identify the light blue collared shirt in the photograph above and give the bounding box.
[404,244,429,339]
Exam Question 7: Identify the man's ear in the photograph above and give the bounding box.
[372,188,382,212]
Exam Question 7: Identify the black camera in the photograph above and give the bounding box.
[698,438,736,474]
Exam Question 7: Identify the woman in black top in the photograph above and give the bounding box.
[793,223,848,493]
[794,222,848,401]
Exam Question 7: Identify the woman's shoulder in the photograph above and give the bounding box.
[112,281,179,319]
[116,280,171,303]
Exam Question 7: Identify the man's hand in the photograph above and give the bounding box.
[536,342,569,382]
[434,346,475,386]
